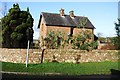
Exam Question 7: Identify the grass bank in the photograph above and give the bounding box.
[1,61,119,75]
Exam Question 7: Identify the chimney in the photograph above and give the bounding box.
[69,10,74,18]
[59,8,65,16]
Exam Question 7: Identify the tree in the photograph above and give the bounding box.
[115,18,120,36]
[71,17,98,50]
[72,31,98,50]
[77,17,87,30]
[1,3,34,48]
[111,18,120,49]
[0,19,2,47]
[110,37,120,49]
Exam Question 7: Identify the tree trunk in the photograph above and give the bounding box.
[41,49,45,63]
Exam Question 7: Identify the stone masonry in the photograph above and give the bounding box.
[0,48,119,63]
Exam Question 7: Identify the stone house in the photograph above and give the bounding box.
[38,9,95,47]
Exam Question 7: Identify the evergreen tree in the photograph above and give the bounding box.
[115,18,120,36]
[111,18,120,49]
[1,3,34,48]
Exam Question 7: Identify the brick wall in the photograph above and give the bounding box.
[47,26,70,35]
[39,17,94,47]
[40,17,47,46]
[0,48,119,64]
[73,28,94,41]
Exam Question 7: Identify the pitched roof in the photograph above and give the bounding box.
[38,12,95,29]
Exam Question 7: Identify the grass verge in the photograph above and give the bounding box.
[1,61,119,75]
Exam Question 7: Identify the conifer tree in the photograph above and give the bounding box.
[1,3,34,48]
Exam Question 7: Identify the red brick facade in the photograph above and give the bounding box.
[39,17,94,47]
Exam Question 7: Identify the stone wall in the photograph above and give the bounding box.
[44,49,119,63]
[0,48,120,64]
[0,48,41,63]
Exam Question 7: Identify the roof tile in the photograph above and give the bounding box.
[38,12,95,29]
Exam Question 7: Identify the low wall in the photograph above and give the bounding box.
[0,48,41,63]
[0,48,120,63]
[44,49,120,63]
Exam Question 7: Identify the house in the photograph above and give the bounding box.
[38,9,95,47]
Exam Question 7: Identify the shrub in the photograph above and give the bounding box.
[90,41,98,49]
[43,30,98,50]
[71,30,98,50]
[110,37,120,50]
[44,31,65,49]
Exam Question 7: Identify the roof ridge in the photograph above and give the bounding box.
[41,12,88,18]
[41,12,60,15]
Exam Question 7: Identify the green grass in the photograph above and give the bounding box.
[1,61,119,75]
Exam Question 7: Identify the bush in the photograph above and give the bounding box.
[90,41,98,49]
[71,30,98,50]
[44,31,64,49]
[43,30,98,50]
[110,37,120,50]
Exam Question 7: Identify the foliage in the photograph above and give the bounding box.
[113,18,120,49]
[110,37,120,50]
[43,30,98,50]
[115,18,120,36]
[72,16,98,50]
[90,41,98,49]
[2,61,119,75]
[71,30,98,50]
[44,31,64,49]
[1,3,34,48]
[77,17,87,29]
[98,37,106,43]
[0,20,2,47]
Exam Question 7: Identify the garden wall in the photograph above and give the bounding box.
[0,48,120,63]
[0,48,41,63]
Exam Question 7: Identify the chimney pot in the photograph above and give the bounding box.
[60,8,65,16]
[69,10,74,18]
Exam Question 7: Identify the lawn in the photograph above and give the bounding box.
[1,61,119,75]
